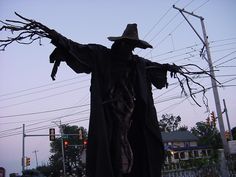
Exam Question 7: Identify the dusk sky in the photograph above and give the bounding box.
[1,0,236,176]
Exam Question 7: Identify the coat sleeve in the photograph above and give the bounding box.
[49,30,104,75]
[145,59,168,89]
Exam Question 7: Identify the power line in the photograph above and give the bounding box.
[0,76,83,98]
[0,104,89,119]
[192,0,210,12]
[212,50,236,65]
[142,0,181,40]
[1,77,235,138]
[142,0,212,59]
[0,85,89,109]
[217,65,236,68]
[0,78,89,102]
[215,57,236,67]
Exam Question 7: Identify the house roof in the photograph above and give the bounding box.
[161,131,198,142]
[169,145,210,151]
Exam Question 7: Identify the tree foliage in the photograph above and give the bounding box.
[159,114,183,132]
[36,165,52,177]
[178,125,189,131]
[190,121,222,149]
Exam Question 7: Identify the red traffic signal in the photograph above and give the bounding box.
[64,140,69,149]
[83,140,88,145]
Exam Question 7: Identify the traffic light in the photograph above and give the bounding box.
[49,128,56,141]
[26,157,30,166]
[64,140,69,150]
[83,139,88,146]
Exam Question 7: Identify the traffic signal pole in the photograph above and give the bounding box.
[59,121,66,177]
[52,121,67,177]
[22,124,61,174]
[22,123,83,176]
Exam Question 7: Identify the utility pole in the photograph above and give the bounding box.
[33,150,39,168]
[223,99,233,140]
[22,124,25,173]
[173,4,229,155]
[173,5,230,177]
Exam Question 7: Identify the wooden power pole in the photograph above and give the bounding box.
[173,5,230,176]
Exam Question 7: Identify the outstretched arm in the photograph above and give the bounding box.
[0,13,96,80]
[146,62,219,109]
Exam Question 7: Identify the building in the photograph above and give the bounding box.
[161,131,212,164]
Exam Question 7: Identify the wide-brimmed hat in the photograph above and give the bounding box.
[108,23,152,49]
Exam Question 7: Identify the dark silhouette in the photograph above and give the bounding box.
[0,13,213,177]
[49,23,172,177]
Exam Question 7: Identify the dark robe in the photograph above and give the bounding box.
[50,33,168,177]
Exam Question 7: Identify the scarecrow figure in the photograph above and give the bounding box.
[0,14,211,177]
[49,23,175,177]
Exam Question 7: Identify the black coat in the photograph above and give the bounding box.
[50,33,168,177]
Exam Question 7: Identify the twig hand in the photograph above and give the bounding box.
[0,12,54,51]
[165,63,220,109]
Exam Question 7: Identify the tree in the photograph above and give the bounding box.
[22,169,45,177]
[49,125,88,177]
[190,121,223,171]
[191,121,222,149]
[178,125,188,131]
[159,114,182,132]
[36,165,52,177]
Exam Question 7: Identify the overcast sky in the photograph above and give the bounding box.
[1,0,236,175]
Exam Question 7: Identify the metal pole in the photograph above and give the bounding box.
[33,150,39,167]
[60,121,66,177]
[22,124,25,173]
[200,19,230,155]
[223,99,233,140]
[52,120,66,176]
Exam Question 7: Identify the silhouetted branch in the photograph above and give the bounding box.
[171,63,215,110]
[0,12,52,51]
[147,63,218,110]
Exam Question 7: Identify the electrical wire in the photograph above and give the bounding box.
[0,76,84,98]
[0,85,89,109]
[0,104,89,119]
[0,78,89,102]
